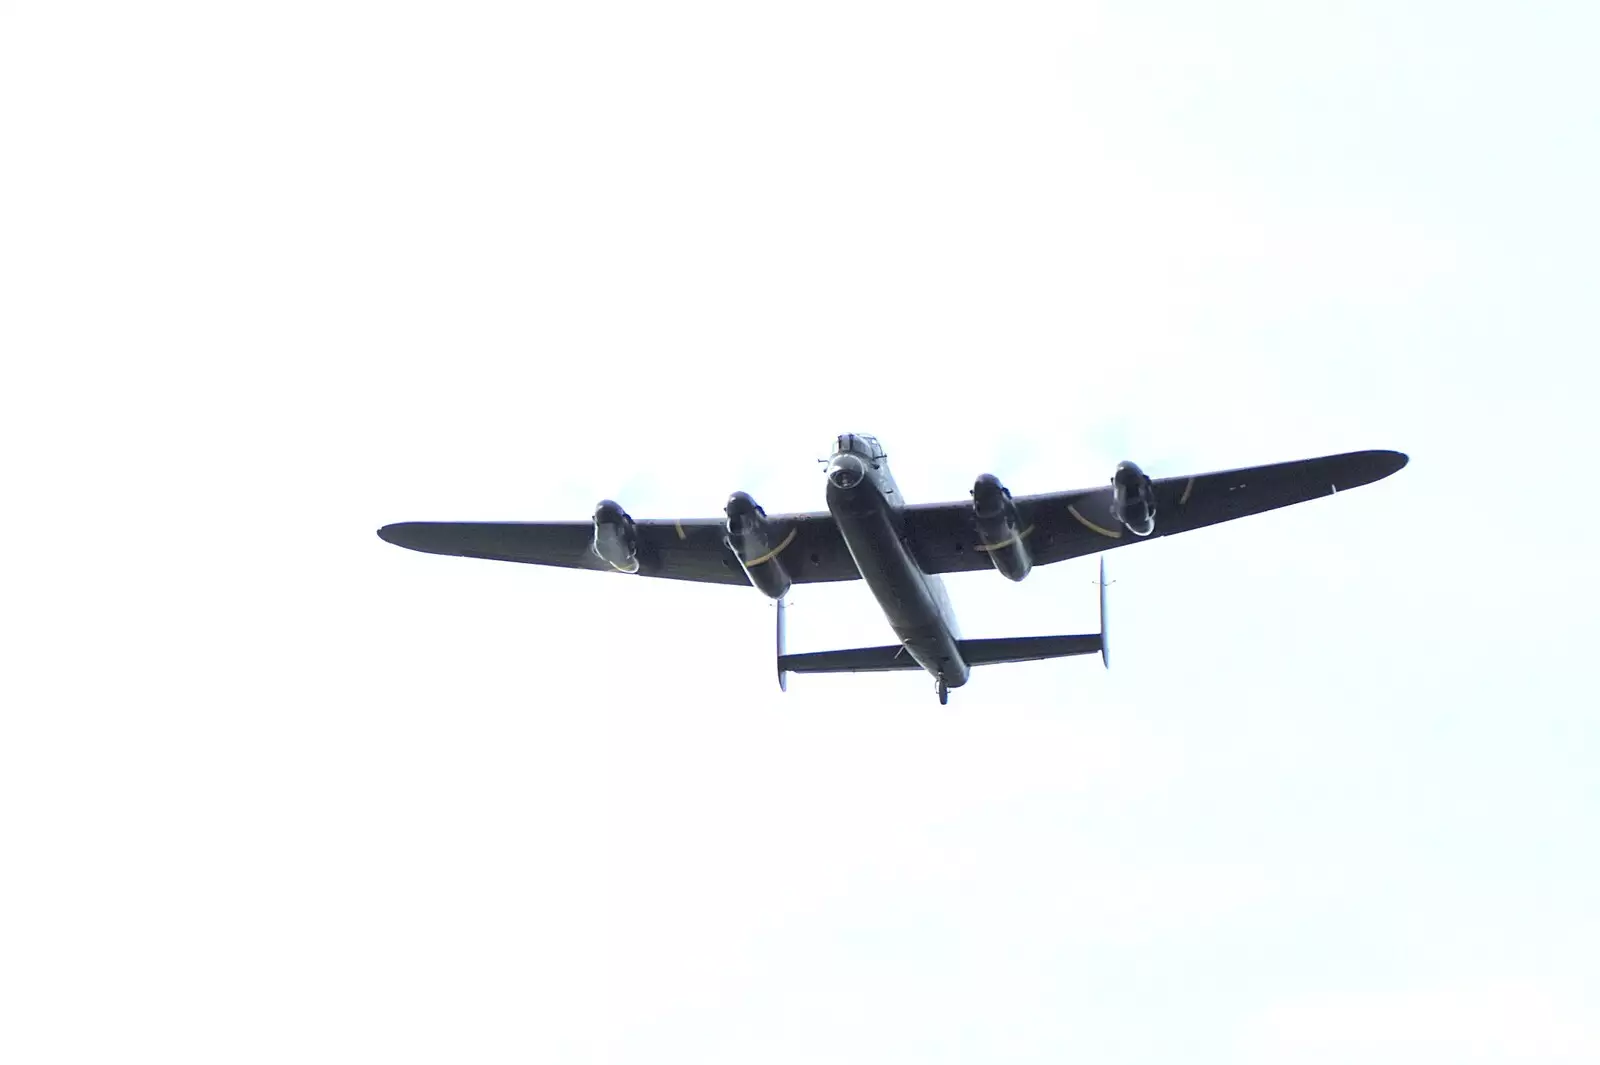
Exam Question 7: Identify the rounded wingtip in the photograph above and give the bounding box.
[1335,449,1409,490]
[1373,449,1410,482]
[377,522,429,550]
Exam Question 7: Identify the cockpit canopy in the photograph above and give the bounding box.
[834,433,885,459]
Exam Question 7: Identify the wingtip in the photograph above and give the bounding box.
[377,522,428,550]
[1338,449,1409,489]
[1376,449,1410,481]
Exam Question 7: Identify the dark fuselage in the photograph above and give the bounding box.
[824,437,970,689]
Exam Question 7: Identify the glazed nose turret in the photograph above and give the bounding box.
[826,452,868,490]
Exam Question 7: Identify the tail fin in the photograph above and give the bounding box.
[1099,556,1110,669]
[776,597,788,692]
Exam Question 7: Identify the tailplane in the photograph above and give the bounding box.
[779,642,920,675]
[776,558,1111,688]
[777,632,1101,677]
[958,633,1102,666]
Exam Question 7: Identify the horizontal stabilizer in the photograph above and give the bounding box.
[779,644,921,674]
[957,633,1102,666]
[777,633,1104,675]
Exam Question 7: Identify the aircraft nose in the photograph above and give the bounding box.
[826,453,868,490]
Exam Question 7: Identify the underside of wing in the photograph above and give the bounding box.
[378,511,861,586]
[904,449,1407,574]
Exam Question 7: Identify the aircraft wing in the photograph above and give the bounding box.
[379,450,1405,586]
[902,449,1408,575]
[377,512,862,585]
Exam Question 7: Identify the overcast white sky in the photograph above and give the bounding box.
[4,2,1599,1062]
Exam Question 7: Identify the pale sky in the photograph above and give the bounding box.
[4,2,1598,1062]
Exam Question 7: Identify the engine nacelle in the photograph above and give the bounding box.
[1111,461,1156,536]
[591,499,640,572]
[972,473,1032,581]
[725,491,793,599]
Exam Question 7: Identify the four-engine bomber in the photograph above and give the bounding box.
[380,435,1409,703]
